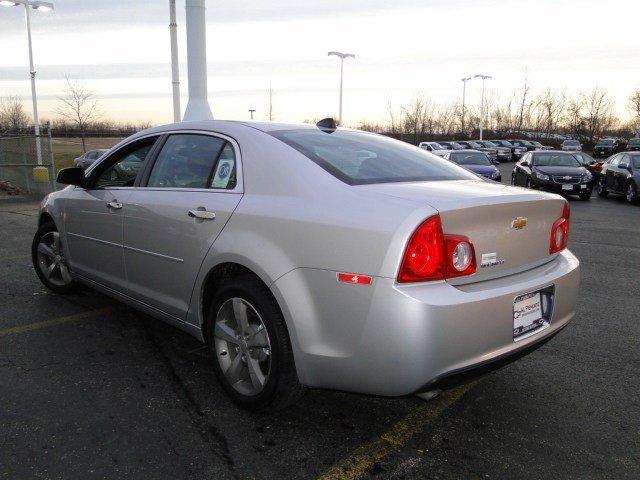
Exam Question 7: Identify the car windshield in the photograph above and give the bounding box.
[596,139,614,146]
[271,129,479,185]
[482,141,498,147]
[449,152,491,166]
[573,153,593,165]
[632,155,640,168]
[517,140,533,146]
[533,153,581,167]
[564,140,580,146]
[430,143,445,150]
[531,141,542,146]
[497,140,513,147]
[628,138,640,146]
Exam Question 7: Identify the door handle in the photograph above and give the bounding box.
[107,201,123,210]
[188,208,216,220]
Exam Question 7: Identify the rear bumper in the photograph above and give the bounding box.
[273,250,580,396]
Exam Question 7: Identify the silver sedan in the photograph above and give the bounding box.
[33,120,580,411]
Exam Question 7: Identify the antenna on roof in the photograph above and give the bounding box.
[316,117,337,132]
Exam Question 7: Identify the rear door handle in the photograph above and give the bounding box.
[188,208,216,220]
[107,201,123,210]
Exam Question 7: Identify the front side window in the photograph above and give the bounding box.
[631,155,640,168]
[533,153,580,167]
[147,134,235,189]
[270,129,478,185]
[94,139,157,188]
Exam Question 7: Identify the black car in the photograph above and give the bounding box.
[592,138,626,158]
[596,152,640,204]
[509,139,537,151]
[511,150,593,200]
[494,140,528,160]
[627,138,640,152]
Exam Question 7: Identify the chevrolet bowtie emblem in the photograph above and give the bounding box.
[511,217,527,230]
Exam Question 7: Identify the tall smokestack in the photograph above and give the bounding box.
[183,0,213,121]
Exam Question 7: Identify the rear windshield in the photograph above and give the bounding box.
[533,153,581,167]
[270,129,479,185]
[449,152,491,166]
[564,140,580,146]
[596,139,614,146]
[628,138,640,146]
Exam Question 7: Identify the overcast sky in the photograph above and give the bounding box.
[1,0,639,125]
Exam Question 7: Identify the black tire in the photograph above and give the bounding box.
[626,182,639,205]
[596,179,608,198]
[579,189,592,201]
[207,275,304,412]
[32,221,75,294]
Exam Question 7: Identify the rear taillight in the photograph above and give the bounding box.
[549,201,570,254]
[398,215,476,283]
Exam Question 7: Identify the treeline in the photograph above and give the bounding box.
[358,86,640,148]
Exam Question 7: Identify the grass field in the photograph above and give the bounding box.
[52,137,125,170]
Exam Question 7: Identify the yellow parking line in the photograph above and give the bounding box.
[317,382,476,480]
[0,308,111,339]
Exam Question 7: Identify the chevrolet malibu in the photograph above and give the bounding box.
[33,120,580,411]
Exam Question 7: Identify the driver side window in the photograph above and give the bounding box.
[94,139,157,188]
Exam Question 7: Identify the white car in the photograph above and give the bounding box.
[419,141,450,157]
[561,140,582,152]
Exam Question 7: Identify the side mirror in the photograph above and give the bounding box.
[57,167,85,186]
[521,161,530,167]
[492,159,500,166]
[619,163,631,171]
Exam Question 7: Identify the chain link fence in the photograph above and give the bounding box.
[0,133,56,197]
[0,133,127,198]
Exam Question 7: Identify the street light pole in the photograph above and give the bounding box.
[249,109,255,120]
[474,74,492,140]
[461,77,471,137]
[1,0,54,165]
[169,0,181,123]
[327,51,355,126]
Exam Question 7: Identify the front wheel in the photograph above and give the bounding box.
[32,222,75,294]
[596,179,608,197]
[207,275,304,412]
[579,189,592,201]
[627,182,638,204]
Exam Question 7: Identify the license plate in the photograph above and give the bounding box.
[562,184,573,190]
[580,184,587,189]
[513,291,545,340]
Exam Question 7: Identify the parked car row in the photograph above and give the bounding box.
[419,139,538,162]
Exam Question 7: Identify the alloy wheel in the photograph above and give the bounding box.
[627,184,636,203]
[36,231,72,287]
[213,297,271,396]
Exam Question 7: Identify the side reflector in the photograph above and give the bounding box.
[337,272,373,285]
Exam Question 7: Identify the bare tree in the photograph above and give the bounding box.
[516,72,531,134]
[0,96,29,132]
[401,94,435,143]
[582,87,616,142]
[266,84,275,122]
[628,88,640,133]
[57,76,101,152]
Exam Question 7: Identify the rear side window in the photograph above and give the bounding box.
[147,134,236,189]
[270,129,477,185]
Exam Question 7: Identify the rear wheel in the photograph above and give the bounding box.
[596,179,608,197]
[32,222,75,294]
[207,275,304,412]
[626,182,638,204]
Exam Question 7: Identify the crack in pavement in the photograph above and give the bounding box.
[137,320,239,480]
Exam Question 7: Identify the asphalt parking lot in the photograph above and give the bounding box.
[1,163,639,480]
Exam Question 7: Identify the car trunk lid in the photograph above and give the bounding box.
[359,180,566,284]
